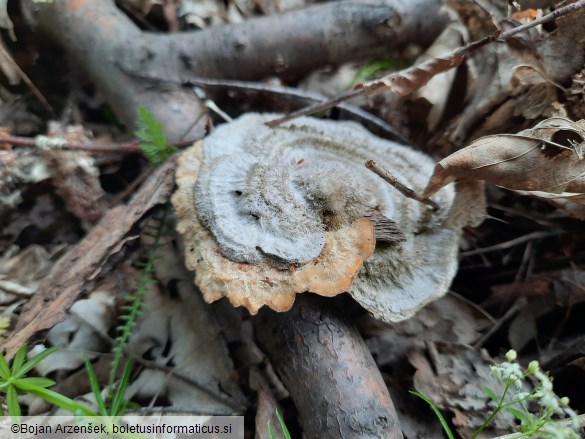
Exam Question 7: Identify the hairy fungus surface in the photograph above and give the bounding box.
[172,114,484,321]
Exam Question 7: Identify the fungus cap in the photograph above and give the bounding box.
[172,114,484,322]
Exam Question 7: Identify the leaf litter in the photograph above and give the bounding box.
[3,0,585,437]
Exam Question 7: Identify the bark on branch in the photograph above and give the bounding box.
[254,295,403,439]
[20,0,447,143]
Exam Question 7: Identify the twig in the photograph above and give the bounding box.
[0,39,55,116]
[266,0,585,127]
[254,295,403,439]
[189,77,408,142]
[0,134,196,153]
[266,88,363,128]
[460,231,564,258]
[447,291,497,324]
[365,159,439,211]
[472,298,526,349]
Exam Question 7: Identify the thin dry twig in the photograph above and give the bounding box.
[0,39,55,115]
[460,231,564,258]
[366,159,440,211]
[447,291,497,324]
[192,77,407,141]
[472,298,526,349]
[266,0,585,127]
[0,134,196,153]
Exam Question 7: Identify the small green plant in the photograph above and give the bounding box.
[0,316,11,338]
[108,210,168,398]
[103,208,170,415]
[267,409,292,439]
[0,344,94,417]
[413,349,580,439]
[351,58,407,87]
[135,105,176,166]
[86,357,134,417]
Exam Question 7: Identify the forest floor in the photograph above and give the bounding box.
[2,1,585,438]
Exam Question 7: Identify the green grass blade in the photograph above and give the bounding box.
[505,407,532,424]
[7,385,21,417]
[11,343,28,375]
[410,391,456,439]
[84,359,107,416]
[16,346,61,378]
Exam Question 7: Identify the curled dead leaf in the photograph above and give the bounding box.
[423,118,585,217]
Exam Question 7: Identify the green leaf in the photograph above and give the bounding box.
[136,105,175,166]
[410,391,456,439]
[85,359,107,416]
[0,351,11,380]
[14,380,95,416]
[7,385,20,417]
[505,407,533,425]
[16,377,55,388]
[481,386,499,403]
[351,59,404,87]
[11,343,28,375]
[15,346,61,378]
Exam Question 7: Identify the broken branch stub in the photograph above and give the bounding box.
[172,114,484,322]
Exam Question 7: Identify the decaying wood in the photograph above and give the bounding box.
[254,295,403,439]
[2,158,177,359]
[20,0,447,143]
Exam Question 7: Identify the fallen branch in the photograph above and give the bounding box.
[20,0,447,143]
[254,295,403,439]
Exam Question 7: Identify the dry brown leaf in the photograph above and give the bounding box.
[424,118,585,210]
[411,17,468,131]
[1,158,177,360]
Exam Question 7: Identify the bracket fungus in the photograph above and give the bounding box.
[172,114,484,322]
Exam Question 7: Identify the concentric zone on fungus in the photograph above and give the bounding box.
[172,141,375,313]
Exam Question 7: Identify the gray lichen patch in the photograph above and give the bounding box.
[172,114,485,321]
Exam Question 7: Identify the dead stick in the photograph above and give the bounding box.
[0,134,196,153]
[366,160,439,211]
[254,295,403,439]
